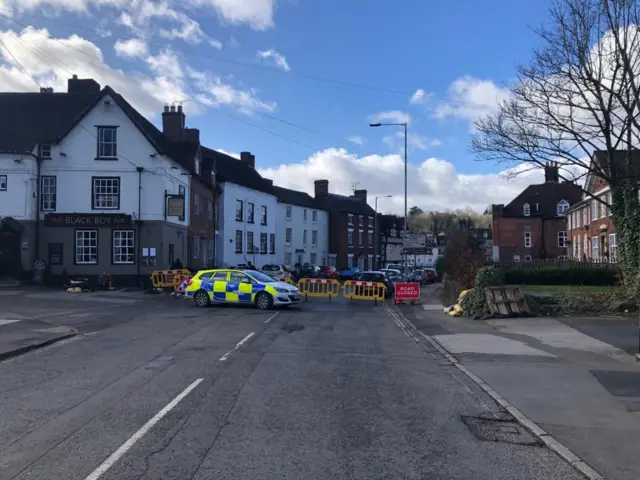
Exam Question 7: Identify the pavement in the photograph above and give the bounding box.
[0,286,585,479]
[400,283,640,480]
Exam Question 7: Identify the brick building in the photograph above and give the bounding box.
[566,156,616,262]
[313,180,376,269]
[492,163,583,262]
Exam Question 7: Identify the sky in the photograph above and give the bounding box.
[0,0,558,214]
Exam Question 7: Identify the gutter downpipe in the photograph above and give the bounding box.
[136,167,144,285]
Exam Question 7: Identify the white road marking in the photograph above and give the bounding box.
[264,312,279,324]
[219,332,256,361]
[84,378,203,480]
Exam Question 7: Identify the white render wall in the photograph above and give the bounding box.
[276,202,329,267]
[5,94,190,224]
[218,182,278,267]
[0,154,37,221]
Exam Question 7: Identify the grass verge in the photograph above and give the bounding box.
[521,285,618,294]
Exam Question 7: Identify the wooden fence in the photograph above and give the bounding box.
[491,259,619,269]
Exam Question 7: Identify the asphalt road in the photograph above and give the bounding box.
[0,290,582,479]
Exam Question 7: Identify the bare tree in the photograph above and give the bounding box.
[472,0,640,286]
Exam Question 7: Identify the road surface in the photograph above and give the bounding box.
[0,289,581,479]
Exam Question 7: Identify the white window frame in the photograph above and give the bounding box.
[235,230,243,253]
[236,200,243,221]
[577,235,581,259]
[600,198,606,218]
[347,231,353,247]
[312,230,317,247]
[0,175,5,191]
[358,230,363,246]
[39,144,52,159]
[247,202,255,223]
[41,175,56,211]
[557,200,569,216]
[609,233,617,261]
[347,253,354,268]
[312,210,317,223]
[348,214,354,226]
[260,232,267,254]
[97,126,117,159]
[303,229,307,246]
[523,203,530,216]
[246,231,254,253]
[75,230,98,265]
[591,200,597,221]
[285,228,292,245]
[113,230,135,264]
[310,252,317,265]
[524,231,532,248]
[303,209,308,222]
[261,205,267,225]
[92,177,120,210]
[285,205,292,220]
[284,252,293,265]
[584,236,589,258]
[557,231,567,248]
[269,233,275,254]
[592,236,599,260]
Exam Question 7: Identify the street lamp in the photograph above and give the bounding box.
[370,122,408,275]
[374,195,392,270]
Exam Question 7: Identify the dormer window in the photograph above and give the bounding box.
[557,200,569,216]
[39,144,52,159]
[523,203,531,216]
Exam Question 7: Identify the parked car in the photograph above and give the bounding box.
[379,268,402,283]
[338,267,361,280]
[358,271,394,298]
[424,268,439,283]
[261,264,291,282]
[413,269,426,285]
[319,265,339,279]
[293,264,322,281]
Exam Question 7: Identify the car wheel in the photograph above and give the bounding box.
[194,290,210,308]
[255,291,273,310]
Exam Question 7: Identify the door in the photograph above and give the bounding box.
[208,271,229,302]
[297,253,303,265]
[0,227,21,278]
[228,271,254,303]
[358,255,365,271]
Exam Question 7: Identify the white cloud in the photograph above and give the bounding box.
[114,38,148,58]
[382,132,441,151]
[258,148,546,215]
[348,136,365,146]
[257,49,290,71]
[435,75,511,127]
[410,88,428,105]
[0,26,275,118]
[369,110,411,125]
[192,0,275,30]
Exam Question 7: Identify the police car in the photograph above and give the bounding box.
[186,268,301,309]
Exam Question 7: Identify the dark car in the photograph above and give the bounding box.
[319,265,339,279]
[293,264,321,281]
[338,267,361,280]
[424,268,439,283]
[358,271,394,298]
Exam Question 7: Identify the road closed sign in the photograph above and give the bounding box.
[394,282,420,304]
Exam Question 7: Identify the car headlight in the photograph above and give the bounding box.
[275,287,289,293]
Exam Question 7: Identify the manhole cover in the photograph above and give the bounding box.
[461,415,543,446]
[591,370,640,397]
[282,324,304,333]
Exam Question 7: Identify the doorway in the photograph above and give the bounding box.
[0,219,22,278]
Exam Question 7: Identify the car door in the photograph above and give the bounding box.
[227,271,255,303]
[210,271,230,302]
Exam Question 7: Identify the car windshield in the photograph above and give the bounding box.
[247,271,277,283]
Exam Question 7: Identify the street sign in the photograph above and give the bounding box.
[394,282,421,305]
[402,233,426,248]
[403,247,433,255]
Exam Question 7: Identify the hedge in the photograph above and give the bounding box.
[500,266,619,286]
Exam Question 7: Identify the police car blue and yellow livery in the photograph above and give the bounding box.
[186,269,301,310]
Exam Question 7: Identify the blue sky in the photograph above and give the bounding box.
[0,0,557,213]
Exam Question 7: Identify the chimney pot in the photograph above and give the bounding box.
[170,105,176,113]
[177,105,183,113]
[164,105,169,113]
[162,103,186,142]
[240,151,255,169]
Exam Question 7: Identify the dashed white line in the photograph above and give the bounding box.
[264,312,279,324]
[84,378,203,480]
[219,332,256,361]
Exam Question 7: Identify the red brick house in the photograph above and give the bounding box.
[566,154,616,262]
[313,180,376,269]
[492,163,583,262]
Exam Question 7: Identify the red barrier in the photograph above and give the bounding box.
[394,282,420,305]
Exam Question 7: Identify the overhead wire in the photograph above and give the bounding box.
[0,34,41,88]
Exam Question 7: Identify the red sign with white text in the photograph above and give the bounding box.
[395,283,420,302]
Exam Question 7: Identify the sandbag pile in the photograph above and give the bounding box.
[443,289,470,317]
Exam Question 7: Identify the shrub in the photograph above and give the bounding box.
[460,267,503,317]
[443,232,488,289]
[500,266,619,286]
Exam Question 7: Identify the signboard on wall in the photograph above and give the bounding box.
[403,247,433,255]
[45,214,132,227]
[167,195,185,217]
[48,243,63,265]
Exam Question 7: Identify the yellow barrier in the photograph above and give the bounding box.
[342,280,387,304]
[297,278,341,300]
[282,277,296,285]
[150,269,191,289]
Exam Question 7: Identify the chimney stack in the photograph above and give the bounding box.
[240,151,255,169]
[67,75,100,94]
[351,189,367,203]
[544,161,559,183]
[184,128,200,144]
[314,179,329,198]
[162,103,186,142]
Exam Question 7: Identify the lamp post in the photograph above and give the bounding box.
[374,195,392,270]
[370,122,408,275]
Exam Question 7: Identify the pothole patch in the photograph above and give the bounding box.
[282,324,304,333]
[461,414,543,446]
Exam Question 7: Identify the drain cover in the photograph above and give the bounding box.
[461,415,543,446]
[282,324,304,333]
